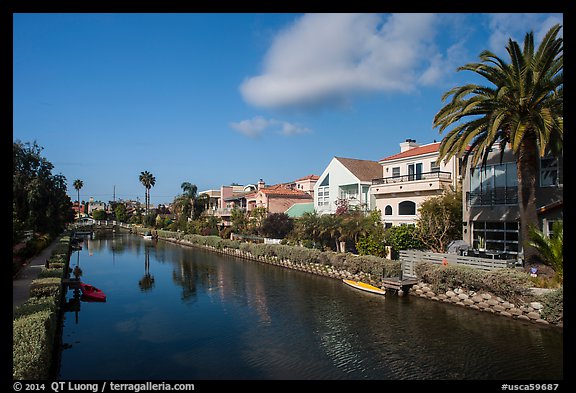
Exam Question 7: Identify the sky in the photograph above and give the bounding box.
[12,12,563,206]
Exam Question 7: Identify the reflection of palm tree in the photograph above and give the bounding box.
[138,246,155,292]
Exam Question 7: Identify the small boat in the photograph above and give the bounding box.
[80,282,107,302]
[343,279,386,295]
[143,231,154,240]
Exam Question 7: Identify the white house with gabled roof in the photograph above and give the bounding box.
[314,156,382,215]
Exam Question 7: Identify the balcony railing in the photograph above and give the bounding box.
[372,171,452,185]
[466,187,518,207]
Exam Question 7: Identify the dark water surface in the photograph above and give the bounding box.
[57,233,562,380]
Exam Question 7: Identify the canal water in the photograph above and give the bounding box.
[57,233,563,380]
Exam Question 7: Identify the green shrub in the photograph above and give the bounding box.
[29,278,61,298]
[539,287,563,324]
[38,268,64,279]
[13,297,57,320]
[415,262,532,301]
[13,308,57,379]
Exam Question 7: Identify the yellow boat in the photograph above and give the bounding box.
[342,279,386,295]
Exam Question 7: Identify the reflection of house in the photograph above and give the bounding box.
[314,157,382,215]
[462,145,563,259]
[371,139,460,227]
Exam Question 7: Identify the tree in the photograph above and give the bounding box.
[114,203,128,223]
[180,182,197,218]
[73,179,83,218]
[13,140,74,235]
[92,209,107,220]
[261,213,294,239]
[415,188,462,253]
[526,221,563,281]
[139,171,156,215]
[433,24,563,265]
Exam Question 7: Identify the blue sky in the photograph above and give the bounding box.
[13,13,563,206]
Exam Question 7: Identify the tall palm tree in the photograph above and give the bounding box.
[433,24,563,265]
[73,179,83,219]
[139,171,156,215]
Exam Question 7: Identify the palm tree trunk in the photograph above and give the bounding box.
[516,134,540,267]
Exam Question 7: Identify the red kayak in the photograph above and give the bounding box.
[80,282,107,302]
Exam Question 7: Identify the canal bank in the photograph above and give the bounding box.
[56,232,563,380]
[138,229,562,329]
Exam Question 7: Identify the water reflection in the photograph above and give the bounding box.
[58,233,563,380]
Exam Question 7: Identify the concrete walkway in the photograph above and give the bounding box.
[13,239,62,312]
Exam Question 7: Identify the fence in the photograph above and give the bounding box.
[400,250,517,278]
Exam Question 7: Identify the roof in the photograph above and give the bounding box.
[379,142,441,162]
[285,202,315,218]
[334,157,382,182]
[259,184,313,199]
[295,174,319,182]
[537,200,563,215]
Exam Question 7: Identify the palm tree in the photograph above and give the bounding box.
[433,24,563,266]
[73,179,83,219]
[180,182,197,219]
[139,171,156,215]
[526,221,563,281]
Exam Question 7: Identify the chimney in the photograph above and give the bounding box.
[257,179,265,190]
[399,138,419,153]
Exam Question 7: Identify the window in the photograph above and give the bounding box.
[430,161,440,173]
[408,163,422,180]
[398,201,416,215]
[317,186,329,206]
[392,167,400,177]
[384,205,392,215]
[469,162,518,206]
[540,156,561,187]
[472,221,519,253]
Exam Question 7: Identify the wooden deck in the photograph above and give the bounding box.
[381,278,419,293]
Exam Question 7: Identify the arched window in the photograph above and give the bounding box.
[398,201,416,215]
[384,205,392,215]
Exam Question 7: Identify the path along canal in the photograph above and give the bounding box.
[56,233,562,380]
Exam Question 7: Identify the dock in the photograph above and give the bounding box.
[381,278,419,295]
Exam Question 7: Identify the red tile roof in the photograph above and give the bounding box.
[259,184,313,199]
[379,142,441,162]
[295,174,319,182]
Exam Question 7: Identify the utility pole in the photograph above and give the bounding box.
[113,185,116,202]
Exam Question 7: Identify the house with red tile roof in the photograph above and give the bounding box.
[371,139,460,227]
[314,156,382,215]
[247,182,313,215]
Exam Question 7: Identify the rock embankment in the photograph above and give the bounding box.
[410,282,557,326]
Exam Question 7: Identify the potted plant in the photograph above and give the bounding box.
[477,235,486,252]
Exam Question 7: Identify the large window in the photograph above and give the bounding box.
[540,156,562,187]
[472,221,519,254]
[469,162,518,206]
[398,201,416,215]
[407,163,422,180]
[317,186,329,206]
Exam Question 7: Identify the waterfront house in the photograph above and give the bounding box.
[247,182,313,215]
[371,139,460,227]
[314,156,382,215]
[461,144,563,260]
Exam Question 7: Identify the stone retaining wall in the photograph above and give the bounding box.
[410,282,556,326]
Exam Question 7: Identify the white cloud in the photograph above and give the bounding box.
[486,13,563,56]
[230,116,311,138]
[240,13,442,109]
[229,116,272,137]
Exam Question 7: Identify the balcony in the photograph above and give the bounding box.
[466,187,518,207]
[372,171,452,185]
[371,171,452,195]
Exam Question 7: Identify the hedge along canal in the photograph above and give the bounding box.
[55,232,562,380]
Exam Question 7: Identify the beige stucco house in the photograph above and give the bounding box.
[371,139,460,227]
